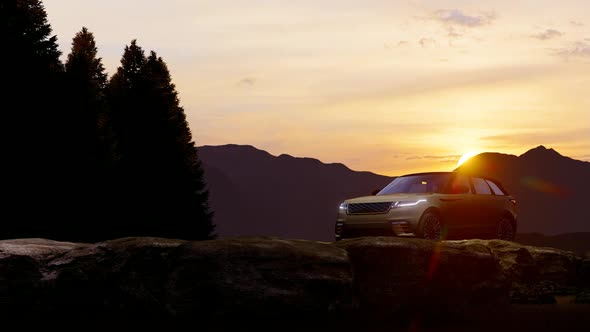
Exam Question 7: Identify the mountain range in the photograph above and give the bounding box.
[199,144,589,243]
[456,145,590,235]
[199,144,393,241]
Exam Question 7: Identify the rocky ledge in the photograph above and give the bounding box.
[0,237,588,322]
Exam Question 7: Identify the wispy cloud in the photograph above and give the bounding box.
[236,77,256,87]
[447,27,462,38]
[570,21,584,27]
[385,41,410,49]
[480,128,590,145]
[419,37,437,47]
[406,155,461,163]
[432,9,496,28]
[553,41,590,58]
[530,29,563,40]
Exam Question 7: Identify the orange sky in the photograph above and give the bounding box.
[45,0,590,175]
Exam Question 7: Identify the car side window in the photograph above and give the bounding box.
[473,177,492,195]
[450,174,471,194]
[486,180,505,195]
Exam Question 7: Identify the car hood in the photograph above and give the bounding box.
[344,193,434,204]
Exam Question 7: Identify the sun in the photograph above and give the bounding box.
[456,151,479,167]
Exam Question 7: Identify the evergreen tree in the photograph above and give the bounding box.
[65,27,110,165]
[64,27,118,241]
[108,42,215,240]
[143,51,215,239]
[1,0,65,239]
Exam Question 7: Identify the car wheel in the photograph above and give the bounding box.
[419,211,443,241]
[497,216,515,241]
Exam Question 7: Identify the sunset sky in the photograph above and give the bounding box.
[44,0,590,175]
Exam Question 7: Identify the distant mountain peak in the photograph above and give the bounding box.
[199,144,273,157]
[520,145,562,159]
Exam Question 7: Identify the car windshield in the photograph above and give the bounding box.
[377,173,451,195]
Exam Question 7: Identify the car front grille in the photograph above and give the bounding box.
[347,202,393,214]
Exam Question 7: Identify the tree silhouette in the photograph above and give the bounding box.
[63,27,119,241]
[1,0,65,239]
[2,2,215,241]
[108,42,215,240]
[65,27,112,165]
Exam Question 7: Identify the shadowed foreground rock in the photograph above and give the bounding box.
[334,237,508,319]
[0,236,588,324]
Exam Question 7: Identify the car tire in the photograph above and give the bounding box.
[497,216,515,241]
[418,211,443,241]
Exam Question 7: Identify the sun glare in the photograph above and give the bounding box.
[457,151,479,167]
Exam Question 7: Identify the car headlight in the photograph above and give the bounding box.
[339,202,348,211]
[391,199,426,208]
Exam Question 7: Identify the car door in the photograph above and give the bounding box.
[470,177,496,237]
[481,179,510,236]
[438,173,475,238]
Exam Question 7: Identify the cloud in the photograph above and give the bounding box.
[406,155,461,163]
[530,29,563,40]
[480,128,590,145]
[384,41,410,50]
[447,27,462,38]
[432,9,496,28]
[446,27,463,46]
[570,21,584,27]
[236,77,256,87]
[553,41,590,58]
[419,37,437,47]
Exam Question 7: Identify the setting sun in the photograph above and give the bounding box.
[457,151,480,167]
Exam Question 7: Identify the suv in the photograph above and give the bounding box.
[335,171,517,241]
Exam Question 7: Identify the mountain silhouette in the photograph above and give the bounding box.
[199,144,393,241]
[515,232,590,256]
[200,144,589,241]
[456,145,590,235]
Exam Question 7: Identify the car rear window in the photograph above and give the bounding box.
[486,180,506,195]
[472,177,492,195]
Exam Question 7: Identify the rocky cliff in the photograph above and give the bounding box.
[0,237,588,327]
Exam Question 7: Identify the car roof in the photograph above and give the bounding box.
[399,171,504,184]
[398,171,509,194]
[399,171,454,177]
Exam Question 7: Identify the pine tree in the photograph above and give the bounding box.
[65,28,109,159]
[64,27,118,241]
[108,42,215,240]
[1,0,65,239]
[143,51,215,239]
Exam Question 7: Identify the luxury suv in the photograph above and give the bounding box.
[335,171,517,241]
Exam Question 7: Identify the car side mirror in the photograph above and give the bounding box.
[451,184,469,194]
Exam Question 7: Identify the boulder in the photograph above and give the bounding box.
[0,236,588,323]
[334,237,508,319]
[471,240,585,303]
[0,237,351,320]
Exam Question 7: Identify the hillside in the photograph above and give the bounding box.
[199,144,394,240]
[199,144,590,243]
[515,232,590,256]
[457,145,590,235]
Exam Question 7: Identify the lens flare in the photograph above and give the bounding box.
[456,151,479,167]
[521,176,569,197]
[427,242,444,280]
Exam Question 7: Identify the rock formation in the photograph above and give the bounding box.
[0,236,588,325]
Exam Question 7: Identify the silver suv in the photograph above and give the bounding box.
[335,171,517,241]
